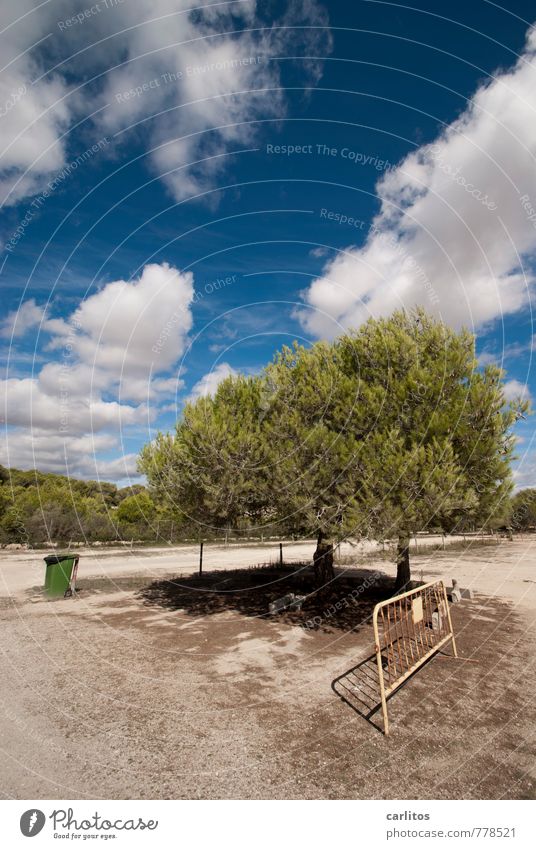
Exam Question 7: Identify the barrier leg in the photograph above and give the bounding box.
[442,581,458,658]
[375,647,389,736]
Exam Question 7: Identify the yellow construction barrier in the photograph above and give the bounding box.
[373,580,457,735]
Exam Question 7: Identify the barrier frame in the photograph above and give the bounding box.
[373,580,457,735]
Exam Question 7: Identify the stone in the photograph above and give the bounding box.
[432,610,443,630]
[448,579,473,601]
[269,593,306,614]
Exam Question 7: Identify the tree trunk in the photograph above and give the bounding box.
[313,530,335,587]
[394,535,411,592]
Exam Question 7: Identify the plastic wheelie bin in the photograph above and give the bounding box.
[44,553,79,598]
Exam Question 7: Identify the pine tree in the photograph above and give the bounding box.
[140,309,525,590]
[139,375,273,538]
[334,309,526,588]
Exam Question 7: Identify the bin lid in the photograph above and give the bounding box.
[44,553,77,565]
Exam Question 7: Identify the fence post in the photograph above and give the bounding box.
[279,542,283,566]
[199,541,203,576]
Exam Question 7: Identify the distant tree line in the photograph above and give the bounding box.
[0,465,177,546]
[0,464,303,547]
[509,488,536,531]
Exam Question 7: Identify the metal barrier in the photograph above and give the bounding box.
[373,580,457,735]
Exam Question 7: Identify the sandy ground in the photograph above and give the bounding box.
[0,538,535,800]
[0,534,484,597]
[1,538,327,597]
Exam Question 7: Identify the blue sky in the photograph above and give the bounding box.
[1,0,536,486]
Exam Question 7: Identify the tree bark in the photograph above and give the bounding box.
[395,535,411,592]
[313,530,335,587]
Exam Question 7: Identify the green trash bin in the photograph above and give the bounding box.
[44,553,79,598]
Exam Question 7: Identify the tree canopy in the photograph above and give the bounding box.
[140,309,526,588]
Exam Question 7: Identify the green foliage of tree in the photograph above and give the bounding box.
[116,492,156,526]
[140,309,525,589]
[116,484,147,503]
[332,310,524,587]
[509,488,536,530]
[0,467,155,545]
[140,375,273,537]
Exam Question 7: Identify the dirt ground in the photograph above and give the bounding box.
[0,534,474,596]
[1,539,535,799]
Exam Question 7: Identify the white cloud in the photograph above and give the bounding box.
[478,335,536,366]
[477,351,499,367]
[70,262,193,386]
[0,1,73,206]
[0,1,331,207]
[309,246,330,259]
[57,0,331,203]
[0,428,140,481]
[32,262,193,405]
[0,430,111,475]
[0,377,149,432]
[512,441,536,490]
[1,262,194,476]
[115,375,185,405]
[186,362,237,402]
[502,378,531,403]
[0,298,44,338]
[299,24,536,338]
[93,453,141,483]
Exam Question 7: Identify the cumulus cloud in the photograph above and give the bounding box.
[0,1,73,206]
[52,0,331,203]
[94,453,141,483]
[513,448,536,490]
[0,377,148,432]
[186,362,237,401]
[5,0,331,207]
[36,262,193,402]
[0,429,139,481]
[299,24,536,337]
[71,262,193,386]
[502,378,531,403]
[0,430,111,472]
[2,262,194,476]
[0,1,331,207]
[0,298,44,338]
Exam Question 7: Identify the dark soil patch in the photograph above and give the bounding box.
[138,564,392,634]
